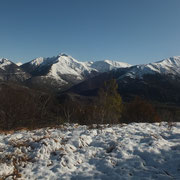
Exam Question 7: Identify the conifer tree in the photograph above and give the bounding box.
[97,79,123,124]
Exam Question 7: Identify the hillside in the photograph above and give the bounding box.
[67,57,180,104]
[0,58,30,82]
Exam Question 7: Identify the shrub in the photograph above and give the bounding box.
[0,84,59,130]
[122,96,161,123]
[95,79,123,124]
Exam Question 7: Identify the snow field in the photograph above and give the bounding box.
[0,122,179,179]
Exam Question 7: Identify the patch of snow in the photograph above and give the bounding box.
[16,62,23,66]
[0,58,12,70]
[30,57,47,66]
[0,122,179,179]
[89,60,131,72]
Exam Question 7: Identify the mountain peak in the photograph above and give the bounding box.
[118,56,180,80]
[29,54,76,67]
[58,53,69,57]
[170,56,180,59]
[57,53,79,64]
[155,56,180,68]
[169,56,180,65]
[0,58,13,70]
[30,57,45,66]
[0,58,12,63]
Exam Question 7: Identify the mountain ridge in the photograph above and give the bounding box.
[0,58,30,82]
[19,53,131,90]
[0,54,180,95]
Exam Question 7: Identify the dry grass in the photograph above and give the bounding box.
[0,152,33,180]
[0,135,53,179]
[167,121,176,130]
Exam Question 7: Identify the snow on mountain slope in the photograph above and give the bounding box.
[29,56,58,67]
[0,122,179,179]
[2,55,180,87]
[151,56,180,74]
[48,55,131,80]
[0,58,30,81]
[0,58,12,70]
[119,56,180,79]
[16,62,23,66]
[48,54,96,80]
[22,53,131,85]
[22,54,180,89]
[89,59,131,72]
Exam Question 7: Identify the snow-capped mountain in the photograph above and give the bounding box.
[67,56,180,103]
[119,56,180,79]
[22,53,131,76]
[20,53,131,90]
[1,54,180,95]
[89,59,131,72]
[0,58,12,70]
[0,58,30,82]
[16,62,23,66]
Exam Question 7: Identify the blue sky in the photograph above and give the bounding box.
[0,0,180,64]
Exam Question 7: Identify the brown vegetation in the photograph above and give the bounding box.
[122,96,161,123]
[0,80,179,131]
[0,83,59,130]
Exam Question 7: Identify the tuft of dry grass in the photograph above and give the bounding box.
[0,153,32,180]
[167,121,176,130]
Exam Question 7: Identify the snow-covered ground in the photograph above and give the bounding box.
[0,122,180,179]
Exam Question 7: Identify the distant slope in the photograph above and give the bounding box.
[21,53,131,91]
[1,54,180,103]
[118,56,180,79]
[88,59,131,72]
[67,57,180,104]
[0,58,30,82]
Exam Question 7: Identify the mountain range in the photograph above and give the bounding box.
[1,54,180,104]
[0,53,131,90]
